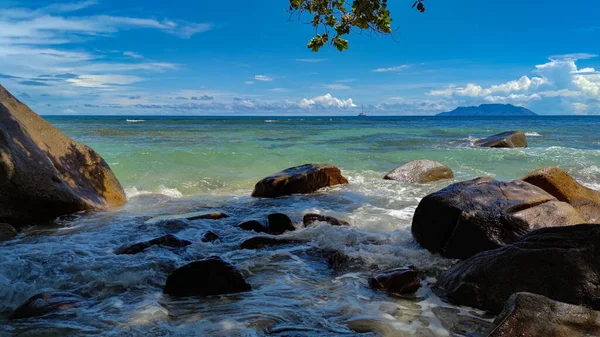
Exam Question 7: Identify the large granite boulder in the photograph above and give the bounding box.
[434,224,600,314]
[9,292,84,320]
[163,256,251,297]
[475,131,527,148]
[383,159,454,183]
[488,292,600,337]
[0,85,126,226]
[523,166,600,223]
[412,177,585,259]
[251,164,348,198]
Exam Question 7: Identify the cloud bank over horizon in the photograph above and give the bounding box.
[0,1,599,115]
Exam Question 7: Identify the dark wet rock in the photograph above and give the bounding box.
[186,212,229,220]
[475,131,528,148]
[154,218,189,232]
[238,220,268,233]
[116,234,191,255]
[432,306,494,337]
[324,250,354,271]
[251,164,348,198]
[412,177,585,259]
[435,224,600,314]
[163,256,251,297]
[0,222,17,241]
[201,230,219,243]
[523,166,600,223]
[488,292,600,337]
[303,213,350,227]
[0,84,126,227]
[240,236,305,250]
[383,159,454,184]
[9,292,84,320]
[268,213,295,234]
[369,267,421,296]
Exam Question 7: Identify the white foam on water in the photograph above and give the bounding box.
[125,185,183,199]
[126,119,145,123]
[525,131,542,137]
[264,120,275,123]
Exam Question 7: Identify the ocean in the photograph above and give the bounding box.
[1,115,600,336]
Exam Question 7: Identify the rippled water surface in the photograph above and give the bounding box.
[1,116,600,336]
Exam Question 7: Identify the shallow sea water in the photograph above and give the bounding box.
[1,116,599,336]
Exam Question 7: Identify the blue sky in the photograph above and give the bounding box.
[0,0,599,115]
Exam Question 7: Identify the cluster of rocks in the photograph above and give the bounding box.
[2,83,598,336]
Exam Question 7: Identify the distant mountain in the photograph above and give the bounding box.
[436,104,537,117]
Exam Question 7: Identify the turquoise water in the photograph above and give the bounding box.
[1,116,600,336]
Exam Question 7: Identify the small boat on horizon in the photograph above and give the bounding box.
[358,105,367,117]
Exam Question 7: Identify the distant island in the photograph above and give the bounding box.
[436,104,537,117]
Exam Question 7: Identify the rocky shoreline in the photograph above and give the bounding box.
[2,83,600,336]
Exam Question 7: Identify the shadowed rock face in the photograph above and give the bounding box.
[9,292,84,320]
[488,293,600,337]
[434,225,600,314]
[412,177,585,259]
[303,213,350,227]
[163,257,251,297]
[267,213,295,234]
[0,222,16,241]
[369,267,421,296]
[0,84,126,227]
[251,164,348,198]
[475,131,527,148]
[384,159,454,183]
[523,166,600,223]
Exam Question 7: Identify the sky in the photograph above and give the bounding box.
[0,0,599,116]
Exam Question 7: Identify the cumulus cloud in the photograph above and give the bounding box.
[299,93,356,109]
[427,54,600,114]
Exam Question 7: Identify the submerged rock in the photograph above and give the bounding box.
[488,292,600,337]
[369,267,421,296]
[383,159,454,184]
[0,84,126,227]
[523,166,600,223]
[475,131,528,148]
[412,177,585,259]
[303,213,350,227]
[9,292,84,320]
[435,224,600,314]
[186,212,229,220]
[240,236,304,250]
[0,222,17,241]
[145,211,228,225]
[251,164,348,198]
[238,220,269,233]
[116,234,191,255]
[267,213,295,234]
[201,230,219,243]
[163,256,251,297]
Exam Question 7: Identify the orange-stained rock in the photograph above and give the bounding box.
[523,166,600,223]
[0,84,126,227]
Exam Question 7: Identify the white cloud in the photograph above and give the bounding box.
[296,58,327,63]
[123,51,143,59]
[324,84,351,90]
[269,88,289,92]
[372,65,409,73]
[67,75,142,88]
[244,81,255,85]
[299,93,356,109]
[427,54,600,114]
[548,53,598,60]
[254,75,273,82]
